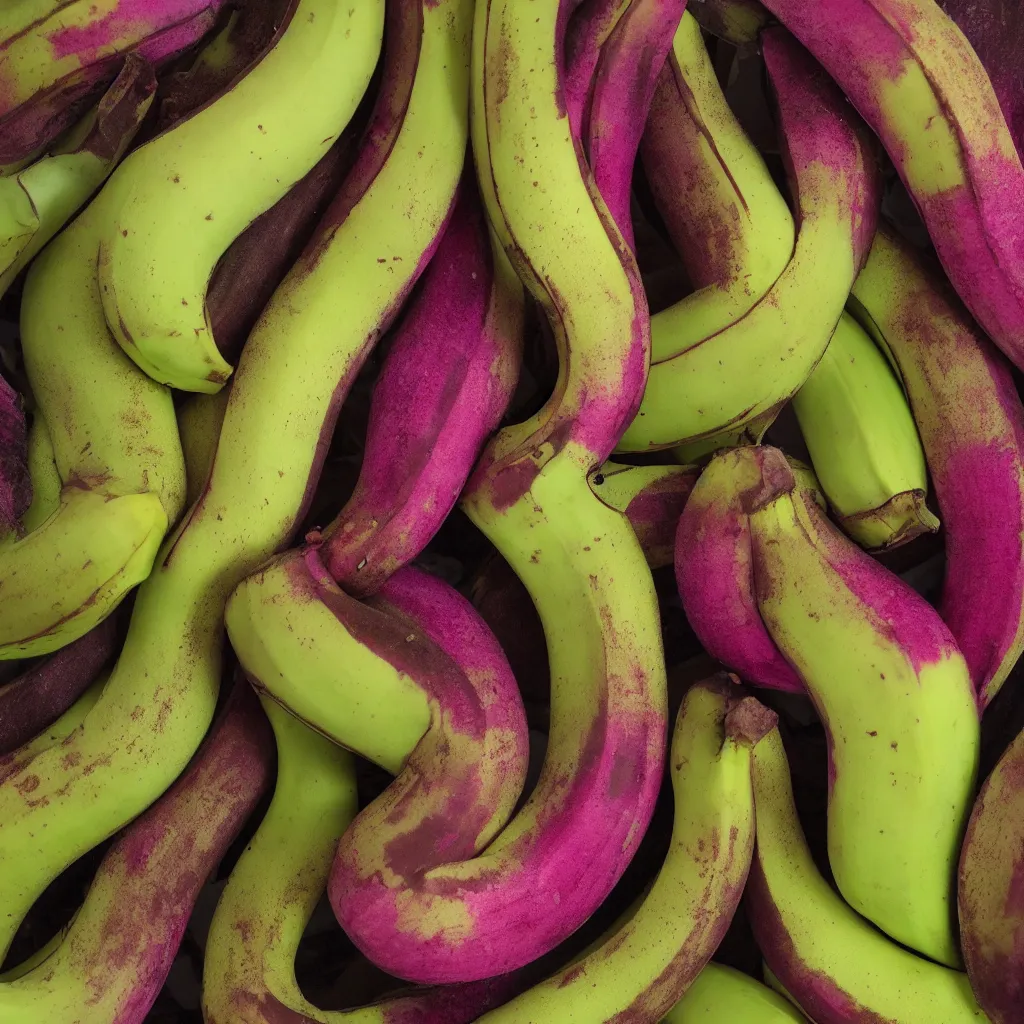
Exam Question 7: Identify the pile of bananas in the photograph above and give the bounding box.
[1,0,1024,1020]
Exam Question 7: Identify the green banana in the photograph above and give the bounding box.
[476,676,774,1023]
[663,963,808,1022]
[746,726,986,1022]
[792,310,939,551]
[96,0,384,392]
[18,413,60,535]
[0,55,156,300]
[176,387,230,508]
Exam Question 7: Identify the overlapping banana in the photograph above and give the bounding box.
[792,310,939,551]
[95,0,384,392]
[0,0,469,960]
[618,25,880,451]
[850,227,1024,709]
[759,0,1024,372]
[664,963,808,1022]
[477,676,775,1022]
[748,726,986,1022]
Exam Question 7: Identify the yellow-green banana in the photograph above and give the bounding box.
[96,0,384,392]
[17,413,60,535]
[176,387,230,508]
[792,310,939,551]
[664,963,808,1022]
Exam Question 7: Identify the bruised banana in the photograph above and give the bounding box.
[618,27,881,451]
[739,445,978,966]
[0,0,471,960]
[640,11,794,363]
[792,310,939,551]
[747,727,986,1023]
[203,697,521,1024]
[850,226,1024,710]
[0,682,272,1023]
[758,0,1024,372]
[664,962,808,1022]
[96,0,383,393]
[958,724,1024,1023]
[0,56,155,300]
[477,677,775,1023]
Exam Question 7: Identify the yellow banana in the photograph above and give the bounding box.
[96,0,384,392]
[664,962,808,1022]
[792,310,939,551]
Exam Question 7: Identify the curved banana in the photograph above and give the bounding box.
[0,614,117,756]
[321,177,524,596]
[0,682,272,1022]
[664,963,808,1022]
[619,27,881,451]
[758,0,1024,372]
[958,724,1024,1023]
[202,696,520,1024]
[792,311,939,551]
[0,0,471,960]
[563,0,632,138]
[747,726,987,1023]
[850,226,1024,710]
[18,413,60,534]
[0,56,155,300]
[0,376,28,536]
[640,11,794,362]
[688,0,771,44]
[477,676,775,1023]
[0,0,228,163]
[96,0,384,392]
[739,445,978,966]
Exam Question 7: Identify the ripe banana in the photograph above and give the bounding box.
[792,311,939,551]
[618,27,880,451]
[741,445,979,966]
[758,0,1024,372]
[850,226,1024,710]
[664,962,808,1022]
[0,614,117,756]
[476,676,775,1023]
[96,0,384,392]
[0,682,272,1022]
[202,695,520,1024]
[0,0,471,959]
[0,55,155,300]
[747,726,987,1023]
[958,724,1024,1023]
[0,0,228,163]
[639,11,794,362]
[321,177,524,596]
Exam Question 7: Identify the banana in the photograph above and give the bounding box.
[736,444,978,966]
[688,0,771,44]
[96,0,384,393]
[18,413,60,535]
[0,614,117,756]
[792,310,939,551]
[0,0,228,163]
[320,176,524,596]
[476,676,775,1023]
[639,12,794,362]
[663,962,808,1022]
[618,27,880,451]
[176,387,230,508]
[202,696,520,1024]
[958,724,1024,1023]
[564,0,632,138]
[0,682,272,1022]
[0,376,29,536]
[0,0,471,959]
[850,226,1024,710]
[0,55,155,300]
[758,0,1024,372]
[674,447,805,694]
[747,726,987,1023]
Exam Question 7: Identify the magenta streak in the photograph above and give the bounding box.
[563,0,628,142]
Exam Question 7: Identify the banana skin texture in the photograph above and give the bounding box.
[757,0,1024,373]
[739,445,979,966]
[96,0,384,392]
[203,696,522,1024]
[618,27,881,451]
[663,962,808,1022]
[958,724,1024,1023]
[850,227,1024,711]
[0,0,229,163]
[792,310,939,551]
[0,0,471,960]
[0,682,272,1023]
[477,676,775,1023]
[747,727,987,1023]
